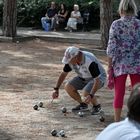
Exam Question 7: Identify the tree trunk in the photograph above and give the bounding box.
[100,0,113,49]
[3,0,17,37]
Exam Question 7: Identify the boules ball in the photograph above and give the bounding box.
[59,130,65,137]
[61,107,67,113]
[99,116,105,122]
[51,129,57,136]
[33,105,38,110]
[78,111,84,117]
[39,102,43,107]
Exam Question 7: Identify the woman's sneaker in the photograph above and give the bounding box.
[91,104,101,115]
[72,103,88,112]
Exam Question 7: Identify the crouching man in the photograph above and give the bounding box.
[52,46,106,114]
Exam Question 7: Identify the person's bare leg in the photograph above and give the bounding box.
[114,108,122,122]
[64,83,82,103]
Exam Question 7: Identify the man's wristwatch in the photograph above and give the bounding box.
[54,87,59,90]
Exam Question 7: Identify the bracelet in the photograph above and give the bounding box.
[89,94,93,98]
[54,87,59,90]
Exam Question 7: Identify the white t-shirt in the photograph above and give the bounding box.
[71,11,81,18]
[96,118,140,140]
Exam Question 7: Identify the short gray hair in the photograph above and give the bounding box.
[118,0,137,15]
[74,4,79,11]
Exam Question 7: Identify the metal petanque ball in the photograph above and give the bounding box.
[33,105,38,110]
[99,116,105,122]
[51,129,57,136]
[59,130,65,137]
[78,111,84,117]
[39,102,43,107]
[61,107,67,113]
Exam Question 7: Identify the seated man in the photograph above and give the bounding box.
[41,1,57,31]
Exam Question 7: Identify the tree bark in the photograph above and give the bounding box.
[3,0,17,37]
[100,0,113,49]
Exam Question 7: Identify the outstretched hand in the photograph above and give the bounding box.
[52,90,59,99]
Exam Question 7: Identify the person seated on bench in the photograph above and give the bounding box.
[41,1,58,31]
[53,3,68,31]
[65,4,81,32]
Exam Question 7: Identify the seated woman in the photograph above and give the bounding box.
[53,3,68,31]
[57,3,68,24]
[65,4,81,32]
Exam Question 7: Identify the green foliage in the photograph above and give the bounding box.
[0,0,120,28]
[16,0,100,27]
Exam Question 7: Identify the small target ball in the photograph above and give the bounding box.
[99,117,105,122]
[61,107,67,113]
[33,105,38,110]
[78,111,84,117]
[51,129,57,136]
[39,102,43,107]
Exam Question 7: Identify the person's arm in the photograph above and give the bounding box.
[70,11,73,18]
[45,8,49,18]
[107,57,113,73]
[84,62,101,103]
[90,77,100,97]
[76,11,81,19]
[64,11,68,18]
[58,10,61,16]
[71,11,81,19]
[45,13,49,18]
[89,62,101,95]
[52,72,68,99]
[54,71,68,90]
[107,21,117,67]
[60,10,68,18]
[52,64,72,99]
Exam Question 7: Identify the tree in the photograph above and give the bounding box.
[3,0,17,37]
[100,0,113,49]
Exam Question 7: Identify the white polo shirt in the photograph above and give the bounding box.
[96,118,140,140]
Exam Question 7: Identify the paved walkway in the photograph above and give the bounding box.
[0,28,101,46]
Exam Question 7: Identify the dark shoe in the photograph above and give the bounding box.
[72,103,88,111]
[91,104,101,115]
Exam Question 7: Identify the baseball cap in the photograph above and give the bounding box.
[62,46,80,64]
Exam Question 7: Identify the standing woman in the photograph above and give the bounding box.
[107,0,140,122]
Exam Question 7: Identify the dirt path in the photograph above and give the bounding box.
[0,39,130,140]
